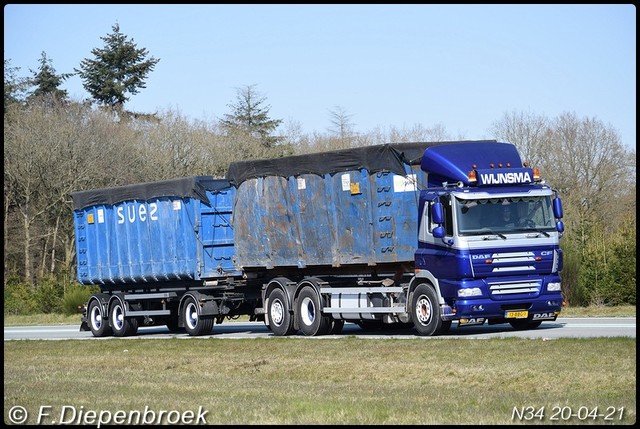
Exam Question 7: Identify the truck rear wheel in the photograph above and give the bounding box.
[182,296,213,336]
[267,288,296,336]
[411,284,443,336]
[110,300,138,337]
[296,286,331,336]
[87,299,112,337]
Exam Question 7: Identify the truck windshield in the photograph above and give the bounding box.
[455,196,556,236]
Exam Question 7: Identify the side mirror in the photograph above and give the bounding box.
[553,197,563,219]
[556,220,565,233]
[433,225,445,238]
[432,202,444,224]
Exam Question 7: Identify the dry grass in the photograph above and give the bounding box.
[4,337,636,425]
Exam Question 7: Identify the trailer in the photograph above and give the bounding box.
[73,140,565,337]
[72,176,255,336]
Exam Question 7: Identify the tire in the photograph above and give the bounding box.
[509,319,542,331]
[411,284,443,336]
[329,319,345,335]
[182,296,214,336]
[267,288,296,336]
[87,299,112,337]
[296,286,331,336]
[110,300,138,337]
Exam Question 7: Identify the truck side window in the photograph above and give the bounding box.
[439,195,453,236]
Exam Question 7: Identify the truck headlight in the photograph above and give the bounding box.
[458,287,482,297]
[547,282,562,292]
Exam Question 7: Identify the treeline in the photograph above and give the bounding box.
[4,98,635,310]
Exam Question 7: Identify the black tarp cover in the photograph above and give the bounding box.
[226,142,456,186]
[70,176,230,210]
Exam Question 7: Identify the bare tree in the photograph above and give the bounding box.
[489,109,552,167]
[327,105,356,147]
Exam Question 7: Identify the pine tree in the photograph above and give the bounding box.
[75,23,159,110]
[28,51,73,102]
[220,84,283,148]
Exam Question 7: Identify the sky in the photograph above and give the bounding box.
[4,4,636,149]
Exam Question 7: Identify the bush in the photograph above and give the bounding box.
[33,276,65,314]
[62,285,98,316]
[4,276,39,315]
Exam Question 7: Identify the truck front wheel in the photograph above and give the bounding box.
[87,299,112,337]
[182,296,213,336]
[267,288,296,336]
[411,284,443,336]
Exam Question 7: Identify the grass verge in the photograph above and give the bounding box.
[3,337,635,425]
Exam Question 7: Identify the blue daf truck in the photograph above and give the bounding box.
[72,140,564,337]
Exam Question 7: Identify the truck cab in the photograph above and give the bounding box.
[413,141,564,332]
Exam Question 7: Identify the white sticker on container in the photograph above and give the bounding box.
[172,200,182,210]
[97,209,104,223]
[341,174,351,191]
[393,174,417,192]
[297,177,306,190]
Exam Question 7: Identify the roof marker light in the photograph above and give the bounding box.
[533,167,541,181]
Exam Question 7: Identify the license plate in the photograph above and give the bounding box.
[506,310,528,319]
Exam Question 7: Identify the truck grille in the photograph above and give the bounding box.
[488,280,541,296]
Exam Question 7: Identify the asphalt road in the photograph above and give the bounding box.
[4,317,636,341]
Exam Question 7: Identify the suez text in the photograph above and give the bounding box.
[116,202,159,224]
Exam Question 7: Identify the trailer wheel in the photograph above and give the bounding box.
[296,286,331,336]
[411,284,443,336]
[110,301,138,337]
[182,296,213,336]
[267,288,296,336]
[87,299,112,337]
[509,319,542,331]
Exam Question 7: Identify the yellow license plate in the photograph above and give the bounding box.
[506,310,529,319]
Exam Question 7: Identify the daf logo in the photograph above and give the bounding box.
[472,254,491,260]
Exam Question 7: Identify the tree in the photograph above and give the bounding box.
[489,109,552,168]
[4,59,30,111]
[75,23,159,110]
[327,105,356,148]
[220,84,283,148]
[28,51,73,103]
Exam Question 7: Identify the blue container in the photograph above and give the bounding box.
[228,143,437,270]
[71,177,240,286]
